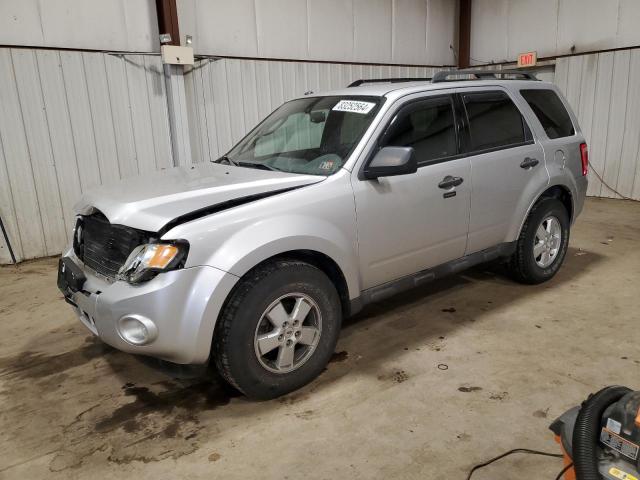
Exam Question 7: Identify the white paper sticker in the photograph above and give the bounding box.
[607,418,622,435]
[332,100,376,114]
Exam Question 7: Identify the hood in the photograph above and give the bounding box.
[74,163,324,232]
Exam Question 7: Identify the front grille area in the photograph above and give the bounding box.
[75,213,151,279]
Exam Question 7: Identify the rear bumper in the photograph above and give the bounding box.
[59,251,238,364]
[573,175,588,221]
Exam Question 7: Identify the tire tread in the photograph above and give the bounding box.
[508,197,568,284]
[212,259,320,395]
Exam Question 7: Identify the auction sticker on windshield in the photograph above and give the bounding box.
[333,100,376,114]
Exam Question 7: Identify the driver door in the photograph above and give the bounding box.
[352,94,471,290]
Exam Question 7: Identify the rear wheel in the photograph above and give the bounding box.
[508,197,570,284]
[212,259,342,399]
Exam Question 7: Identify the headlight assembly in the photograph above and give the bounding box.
[117,242,188,284]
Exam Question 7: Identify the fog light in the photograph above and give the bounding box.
[117,314,158,346]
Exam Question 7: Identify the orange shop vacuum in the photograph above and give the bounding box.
[551,386,640,480]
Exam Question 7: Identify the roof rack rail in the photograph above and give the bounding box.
[348,77,432,87]
[431,69,539,83]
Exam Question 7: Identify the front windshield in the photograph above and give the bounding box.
[223,96,383,176]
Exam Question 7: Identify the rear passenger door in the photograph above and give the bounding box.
[459,87,547,254]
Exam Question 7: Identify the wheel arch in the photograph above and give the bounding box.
[220,249,354,322]
[516,184,574,239]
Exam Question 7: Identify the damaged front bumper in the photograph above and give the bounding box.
[57,250,238,364]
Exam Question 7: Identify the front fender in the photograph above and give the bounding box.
[211,215,360,298]
[162,173,361,300]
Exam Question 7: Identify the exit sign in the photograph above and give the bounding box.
[518,51,537,67]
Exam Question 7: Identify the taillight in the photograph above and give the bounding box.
[580,143,588,176]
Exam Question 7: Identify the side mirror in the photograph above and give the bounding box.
[363,146,417,180]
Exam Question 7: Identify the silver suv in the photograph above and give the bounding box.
[58,70,588,399]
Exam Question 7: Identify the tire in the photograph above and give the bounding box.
[212,259,342,399]
[507,197,570,284]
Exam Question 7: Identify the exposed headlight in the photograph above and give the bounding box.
[117,242,188,284]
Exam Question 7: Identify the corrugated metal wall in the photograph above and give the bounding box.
[0,0,159,53]
[184,57,439,163]
[470,0,640,65]
[0,48,173,264]
[555,50,640,200]
[177,0,458,66]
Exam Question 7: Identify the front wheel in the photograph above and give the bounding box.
[212,259,342,399]
[507,197,570,284]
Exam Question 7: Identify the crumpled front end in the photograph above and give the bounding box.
[58,248,238,364]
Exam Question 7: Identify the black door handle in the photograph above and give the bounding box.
[520,157,539,169]
[438,175,464,189]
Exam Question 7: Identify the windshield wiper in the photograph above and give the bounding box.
[214,155,281,172]
[213,155,239,167]
[239,162,280,172]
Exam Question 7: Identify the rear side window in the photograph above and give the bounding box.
[462,91,530,152]
[520,89,575,139]
[383,96,458,164]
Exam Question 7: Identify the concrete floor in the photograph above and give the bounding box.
[0,197,639,479]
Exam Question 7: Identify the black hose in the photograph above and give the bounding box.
[572,385,632,480]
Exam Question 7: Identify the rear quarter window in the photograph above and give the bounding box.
[520,89,575,139]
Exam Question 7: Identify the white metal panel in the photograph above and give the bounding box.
[556,0,619,55]
[600,51,630,198]
[472,0,640,64]
[122,0,160,51]
[184,63,209,164]
[36,50,83,232]
[255,60,274,119]
[0,50,45,260]
[308,0,354,61]
[506,0,559,60]
[353,0,393,63]
[60,51,104,190]
[183,0,258,58]
[563,56,583,116]
[226,60,247,144]
[617,50,640,199]
[255,0,308,60]
[164,64,193,166]
[617,0,640,50]
[392,0,428,65]
[179,0,455,65]
[143,56,173,170]
[576,54,598,155]
[125,55,159,174]
[426,0,457,65]
[268,62,286,108]
[11,49,67,256]
[0,0,158,52]
[104,54,140,178]
[470,0,508,64]
[240,61,260,133]
[0,0,44,47]
[586,52,614,197]
[210,59,233,154]
[553,57,569,97]
[281,61,297,101]
[0,132,21,263]
[82,53,122,185]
